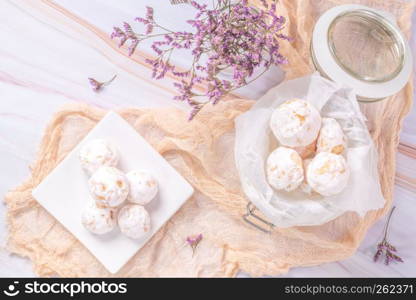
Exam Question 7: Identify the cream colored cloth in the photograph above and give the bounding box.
[5,0,415,277]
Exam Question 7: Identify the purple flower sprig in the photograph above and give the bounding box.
[186,234,203,256]
[88,75,117,92]
[111,0,289,120]
[373,206,403,265]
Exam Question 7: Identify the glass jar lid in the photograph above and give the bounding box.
[311,5,412,102]
[328,9,405,83]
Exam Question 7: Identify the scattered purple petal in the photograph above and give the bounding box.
[373,207,404,266]
[88,75,117,92]
[186,234,203,256]
[88,78,102,92]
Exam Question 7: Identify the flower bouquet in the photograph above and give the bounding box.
[111,0,289,119]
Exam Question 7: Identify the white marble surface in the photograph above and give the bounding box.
[0,0,415,277]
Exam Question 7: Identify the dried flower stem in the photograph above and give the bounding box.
[102,74,117,86]
[111,0,289,120]
[382,206,395,240]
[373,206,403,265]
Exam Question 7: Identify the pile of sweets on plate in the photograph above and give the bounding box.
[78,138,158,239]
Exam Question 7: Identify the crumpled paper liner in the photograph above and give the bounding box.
[235,73,385,227]
[5,0,415,277]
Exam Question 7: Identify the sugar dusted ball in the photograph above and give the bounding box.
[88,166,129,208]
[81,201,116,235]
[317,118,347,154]
[270,98,322,147]
[118,204,151,239]
[306,152,350,196]
[266,147,304,192]
[126,170,158,205]
[79,139,119,174]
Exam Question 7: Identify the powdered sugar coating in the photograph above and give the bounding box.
[317,118,347,154]
[118,204,151,239]
[88,166,129,208]
[306,152,350,196]
[270,98,321,147]
[81,201,116,235]
[79,139,119,175]
[126,170,158,205]
[266,147,304,192]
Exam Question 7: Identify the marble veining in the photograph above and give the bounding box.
[0,0,415,277]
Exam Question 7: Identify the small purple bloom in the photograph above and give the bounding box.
[128,39,139,56]
[373,207,404,266]
[145,6,154,21]
[134,17,149,24]
[88,78,101,92]
[111,27,127,47]
[145,24,154,35]
[111,0,290,120]
[88,75,117,92]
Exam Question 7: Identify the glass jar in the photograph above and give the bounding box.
[311,5,412,102]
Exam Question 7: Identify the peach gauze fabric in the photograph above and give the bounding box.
[5,0,415,277]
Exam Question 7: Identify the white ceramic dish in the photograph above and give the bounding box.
[32,111,194,274]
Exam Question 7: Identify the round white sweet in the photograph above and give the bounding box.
[88,166,129,207]
[118,204,151,239]
[266,147,304,192]
[81,201,116,235]
[317,117,347,154]
[306,152,350,196]
[126,170,158,205]
[270,98,322,147]
[79,139,119,174]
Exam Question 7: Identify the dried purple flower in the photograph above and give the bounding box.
[110,27,127,47]
[373,249,382,262]
[88,78,101,92]
[111,0,288,120]
[145,6,154,21]
[88,75,117,92]
[373,206,403,265]
[186,233,203,256]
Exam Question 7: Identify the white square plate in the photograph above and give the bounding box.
[32,111,194,274]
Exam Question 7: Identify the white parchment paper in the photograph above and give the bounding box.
[234,73,385,227]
